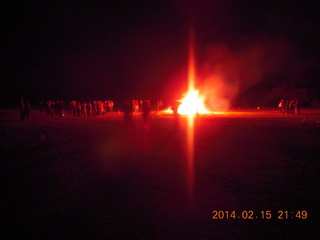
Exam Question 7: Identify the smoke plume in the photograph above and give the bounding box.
[198,36,294,110]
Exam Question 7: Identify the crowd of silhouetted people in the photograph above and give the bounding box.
[36,99,161,129]
[27,99,166,123]
[278,99,300,115]
[36,99,165,120]
[38,100,115,118]
[68,100,115,117]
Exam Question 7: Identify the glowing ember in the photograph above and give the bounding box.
[177,90,208,115]
[157,107,173,115]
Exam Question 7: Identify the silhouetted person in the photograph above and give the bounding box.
[295,100,300,114]
[157,100,163,111]
[108,100,114,112]
[285,100,290,115]
[278,99,284,113]
[46,101,54,117]
[171,100,180,128]
[20,98,25,120]
[289,100,295,114]
[123,100,133,129]
[24,100,31,120]
[20,99,30,120]
[87,102,92,117]
[139,100,143,112]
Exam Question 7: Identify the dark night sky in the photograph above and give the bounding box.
[2,0,320,107]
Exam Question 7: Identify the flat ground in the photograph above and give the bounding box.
[1,109,320,239]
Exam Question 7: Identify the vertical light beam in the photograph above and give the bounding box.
[186,26,195,201]
[188,27,195,93]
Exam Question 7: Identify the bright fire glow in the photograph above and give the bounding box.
[178,90,208,115]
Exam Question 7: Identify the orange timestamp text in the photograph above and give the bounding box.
[212,210,308,220]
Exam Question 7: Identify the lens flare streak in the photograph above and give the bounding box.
[185,26,196,201]
[186,114,194,199]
